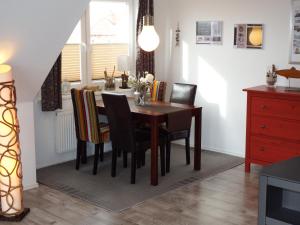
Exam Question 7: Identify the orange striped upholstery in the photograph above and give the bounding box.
[71,89,110,144]
[151,80,167,101]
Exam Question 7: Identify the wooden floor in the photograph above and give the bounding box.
[3,164,261,225]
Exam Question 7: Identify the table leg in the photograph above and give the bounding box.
[194,108,202,170]
[150,117,159,186]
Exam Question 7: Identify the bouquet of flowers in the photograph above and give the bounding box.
[128,72,154,93]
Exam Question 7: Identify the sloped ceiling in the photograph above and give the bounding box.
[0,0,90,102]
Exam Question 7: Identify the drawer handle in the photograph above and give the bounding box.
[260,125,267,129]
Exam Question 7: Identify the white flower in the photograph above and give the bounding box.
[140,77,146,83]
[128,75,136,82]
[145,73,154,83]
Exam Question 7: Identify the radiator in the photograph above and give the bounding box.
[55,110,76,153]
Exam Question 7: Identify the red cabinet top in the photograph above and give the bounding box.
[243,85,300,97]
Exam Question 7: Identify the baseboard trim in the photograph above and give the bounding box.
[202,145,245,158]
[174,141,245,158]
[24,182,39,191]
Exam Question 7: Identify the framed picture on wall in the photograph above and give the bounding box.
[233,24,264,49]
[196,21,223,45]
[290,0,300,64]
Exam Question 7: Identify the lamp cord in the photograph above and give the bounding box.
[147,0,150,15]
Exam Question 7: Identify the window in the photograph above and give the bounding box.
[90,1,129,79]
[61,0,133,84]
[62,22,81,82]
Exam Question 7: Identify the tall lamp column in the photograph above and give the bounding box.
[0,64,29,221]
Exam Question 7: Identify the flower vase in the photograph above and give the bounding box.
[144,89,151,104]
[266,71,277,88]
[134,91,145,106]
[134,91,140,105]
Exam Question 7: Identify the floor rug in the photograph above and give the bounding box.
[37,145,244,212]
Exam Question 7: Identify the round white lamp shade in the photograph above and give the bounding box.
[138,25,160,52]
[117,55,130,72]
[0,64,13,83]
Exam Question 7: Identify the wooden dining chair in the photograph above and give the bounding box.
[162,83,197,173]
[102,93,166,184]
[71,89,110,175]
[151,80,167,101]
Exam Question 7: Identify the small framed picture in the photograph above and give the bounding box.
[234,24,264,49]
[196,21,223,45]
[290,0,300,64]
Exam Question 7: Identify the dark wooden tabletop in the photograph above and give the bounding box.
[96,98,201,117]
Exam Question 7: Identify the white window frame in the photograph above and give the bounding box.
[68,0,136,89]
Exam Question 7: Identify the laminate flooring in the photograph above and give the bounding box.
[3,164,260,225]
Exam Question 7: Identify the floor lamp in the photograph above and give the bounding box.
[0,64,29,221]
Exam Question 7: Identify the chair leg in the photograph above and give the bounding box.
[93,144,100,175]
[81,142,87,164]
[166,141,171,173]
[137,150,142,169]
[118,148,122,158]
[111,147,117,177]
[141,150,146,167]
[160,143,165,176]
[75,140,81,170]
[131,152,136,184]
[100,143,104,162]
[185,137,190,165]
[123,151,128,168]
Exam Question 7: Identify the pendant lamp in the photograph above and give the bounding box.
[138,0,160,52]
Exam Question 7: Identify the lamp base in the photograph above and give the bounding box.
[0,208,30,222]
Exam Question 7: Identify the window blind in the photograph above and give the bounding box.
[91,44,128,80]
[61,44,81,82]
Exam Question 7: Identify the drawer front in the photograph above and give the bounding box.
[250,136,300,163]
[251,116,300,141]
[251,97,300,120]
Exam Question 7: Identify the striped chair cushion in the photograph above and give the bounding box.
[151,80,167,101]
[99,122,110,143]
[71,89,110,144]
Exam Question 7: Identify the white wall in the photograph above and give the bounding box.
[0,0,90,189]
[0,0,90,102]
[155,0,295,157]
[34,98,74,169]
[17,102,38,190]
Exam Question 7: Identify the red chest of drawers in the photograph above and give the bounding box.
[243,85,300,172]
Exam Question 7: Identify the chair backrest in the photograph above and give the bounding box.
[71,89,101,144]
[167,110,192,132]
[101,93,135,152]
[170,83,197,105]
[151,80,167,101]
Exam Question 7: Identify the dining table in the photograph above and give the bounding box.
[96,98,202,186]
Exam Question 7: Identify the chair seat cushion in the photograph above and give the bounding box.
[159,126,190,141]
[135,128,151,144]
[99,122,110,143]
[136,127,166,143]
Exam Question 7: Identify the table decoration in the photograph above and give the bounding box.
[104,67,116,90]
[129,72,154,105]
[266,65,277,87]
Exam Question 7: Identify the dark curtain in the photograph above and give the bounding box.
[136,0,155,76]
[41,54,62,111]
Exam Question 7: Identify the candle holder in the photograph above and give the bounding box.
[0,65,29,222]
